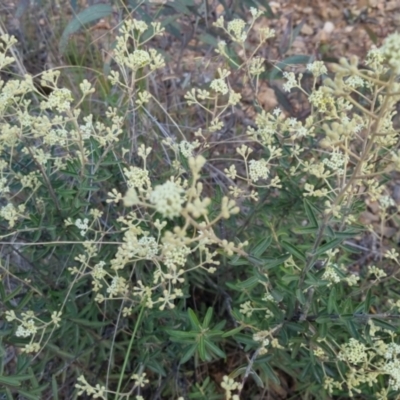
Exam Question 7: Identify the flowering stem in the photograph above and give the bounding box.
[115,301,146,399]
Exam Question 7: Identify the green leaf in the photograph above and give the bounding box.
[313,238,344,257]
[271,85,293,115]
[332,228,362,238]
[180,344,197,364]
[328,287,338,314]
[199,33,219,47]
[292,226,318,235]
[371,318,397,332]
[205,340,226,359]
[4,388,13,400]
[165,329,197,340]
[279,19,306,55]
[59,4,113,54]
[296,289,306,305]
[267,55,311,80]
[281,274,300,284]
[318,322,328,338]
[316,315,336,324]
[0,375,22,387]
[188,308,201,330]
[202,308,213,329]
[343,319,360,339]
[364,289,372,314]
[4,285,22,303]
[198,335,206,361]
[0,282,6,302]
[281,241,306,262]
[303,199,319,227]
[299,362,312,381]
[236,275,260,290]
[18,389,42,400]
[68,318,108,328]
[362,25,378,45]
[257,361,280,385]
[168,0,197,16]
[251,236,272,258]
[51,375,59,400]
[221,326,244,338]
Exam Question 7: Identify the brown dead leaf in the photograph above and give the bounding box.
[256,82,278,111]
[359,211,380,224]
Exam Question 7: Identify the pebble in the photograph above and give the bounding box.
[323,21,335,34]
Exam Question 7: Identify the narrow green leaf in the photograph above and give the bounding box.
[0,375,22,387]
[236,275,259,289]
[4,285,22,303]
[328,287,337,314]
[68,318,108,328]
[235,254,290,269]
[16,291,33,310]
[198,335,206,361]
[318,322,328,339]
[280,19,305,55]
[0,282,6,301]
[16,389,40,400]
[314,238,343,257]
[59,4,113,54]
[316,315,336,324]
[303,199,319,227]
[199,33,219,47]
[299,362,311,381]
[292,226,318,235]
[51,375,59,400]
[180,344,197,364]
[251,236,272,258]
[362,25,378,45]
[249,369,265,388]
[332,228,362,238]
[296,288,306,305]
[272,85,293,114]
[324,225,335,238]
[168,0,197,16]
[267,55,311,80]
[258,361,280,385]
[364,289,372,314]
[205,340,226,359]
[4,388,13,400]
[343,319,360,339]
[188,308,201,330]
[165,329,197,340]
[212,320,226,332]
[371,318,397,332]
[281,241,306,262]
[202,308,213,329]
[221,326,244,338]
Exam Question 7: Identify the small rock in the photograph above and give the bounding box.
[323,21,335,34]
[301,23,314,36]
[393,184,400,204]
[387,1,399,11]
[269,1,280,13]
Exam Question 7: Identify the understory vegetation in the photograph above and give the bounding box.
[2,3,400,399]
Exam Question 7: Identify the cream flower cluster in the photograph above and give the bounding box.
[248,159,269,182]
[149,180,185,219]
[380,32,400,75]
[220,376,242,400]
[6,310,61,353]
[338,338,367,364]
